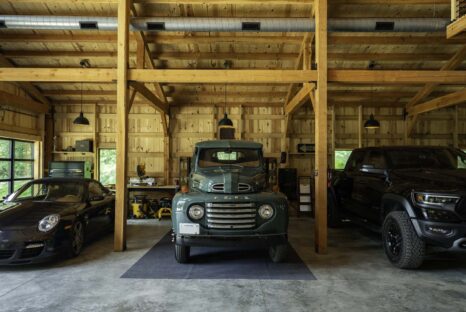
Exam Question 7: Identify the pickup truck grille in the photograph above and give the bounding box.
[456,199,466,220]
[206,202,256,229]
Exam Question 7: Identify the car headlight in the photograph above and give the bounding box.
[258,204,274,219]
[414,193,460,207]
[188,205,205,220]
[38,214,60,232]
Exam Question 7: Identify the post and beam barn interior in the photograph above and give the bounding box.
[0,1,466,311]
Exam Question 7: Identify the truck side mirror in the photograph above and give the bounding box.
[360,164,386,175]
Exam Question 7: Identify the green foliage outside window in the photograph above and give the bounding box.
[335,150,352,170]
[99,149,116,186]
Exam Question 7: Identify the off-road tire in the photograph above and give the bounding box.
[382,211,425,269]
[269,244,288,263]
[175,244,190,263]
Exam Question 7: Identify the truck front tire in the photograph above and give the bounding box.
[382,211,425,269]
[175,244,190,263]
[269,244,288,263]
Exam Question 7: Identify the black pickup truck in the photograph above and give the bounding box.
[329,146,466,269]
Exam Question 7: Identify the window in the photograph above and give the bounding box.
[0,138,35,199]
[334,150,352,169]
[364,150,387,169]
[99,149,116,186]
[198,148,261,168]
[345,150,365,172]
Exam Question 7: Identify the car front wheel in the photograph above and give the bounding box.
[382,211,425,269]
[175,244,190,263]
[67,221,85,258]
[269,244,288,263]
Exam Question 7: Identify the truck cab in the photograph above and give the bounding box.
[172,140,289,263]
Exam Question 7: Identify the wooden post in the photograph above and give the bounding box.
[114,0,130,252]
[314,0,328,254]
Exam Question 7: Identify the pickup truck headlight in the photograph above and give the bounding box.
[38,214,60,232]
[414,193,460,207]
[258,204,274,219]
[188,205,204,220]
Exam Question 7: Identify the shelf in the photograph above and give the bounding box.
[53,151,94,156]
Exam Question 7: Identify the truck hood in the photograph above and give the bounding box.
[391,168,466,193]
[0,201,81,230]
[191,167,266,193]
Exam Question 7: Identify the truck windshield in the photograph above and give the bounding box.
[198,148,261,168]
[386,149,466,170]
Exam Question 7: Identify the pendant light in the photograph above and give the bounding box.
[364,114,380,129]
[74,60,90,125]
[218,60,233,128]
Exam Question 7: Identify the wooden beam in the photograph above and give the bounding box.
[447,15,466,39]
[0,90,49,114]
[114,0,130,252]
[327,70,466,84]
[3,68,466,84]
[314,0,328,254]
[8,0,449,3]
[407,88,466,116]
[129,69,317,83]
[0,55,51,107]
[128,81,169,115]
[284,83,315,115]
[405,45,466,136]
[0,68,116,82]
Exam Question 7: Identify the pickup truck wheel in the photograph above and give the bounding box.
[175,244,190,264]
[328,194,341,228]
[382,211,425,269]
[269,244,288,263]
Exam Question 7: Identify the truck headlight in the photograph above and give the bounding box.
[188,205,204,220]
[414,193,460,207]
[38,214,60,232]
[258,204,274,219]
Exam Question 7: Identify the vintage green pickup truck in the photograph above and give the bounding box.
[172,140,289,263]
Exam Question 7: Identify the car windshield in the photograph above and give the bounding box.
[7,181,85,203]
[386,149,466,170]
[198,148,261,168]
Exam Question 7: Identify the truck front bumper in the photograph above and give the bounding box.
[412,219,466,250]
[176,233,287,248]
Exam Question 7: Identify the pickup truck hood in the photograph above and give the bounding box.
[191,167,266,193]
[0,201,81,230]
[391,169,466,193]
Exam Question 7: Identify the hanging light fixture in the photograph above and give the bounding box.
[218,60,233,128]
[74,60,90,125]
[364,114,380,129]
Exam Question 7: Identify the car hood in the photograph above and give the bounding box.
[0,201,81,230]
[391,168,466,193]
[191,167,266,193]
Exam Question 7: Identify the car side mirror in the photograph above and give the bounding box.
[360,164,386,175]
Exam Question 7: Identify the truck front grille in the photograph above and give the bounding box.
[206,202,256,229]
[210,183,253,193]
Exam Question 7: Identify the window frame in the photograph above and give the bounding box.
[0,138,35,196]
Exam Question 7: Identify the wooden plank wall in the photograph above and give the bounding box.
[0,82,42,139]
[52,103,466,184]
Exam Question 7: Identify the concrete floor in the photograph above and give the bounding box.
[1,218,465,312]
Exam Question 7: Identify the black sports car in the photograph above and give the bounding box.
[0,177,115,265]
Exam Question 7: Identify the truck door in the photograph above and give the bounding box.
[334,150,366,215]
[358,150,389,223]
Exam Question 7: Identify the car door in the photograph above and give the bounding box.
[358,150,389,223]
[86,181,114,236]
[334,150,366,215]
